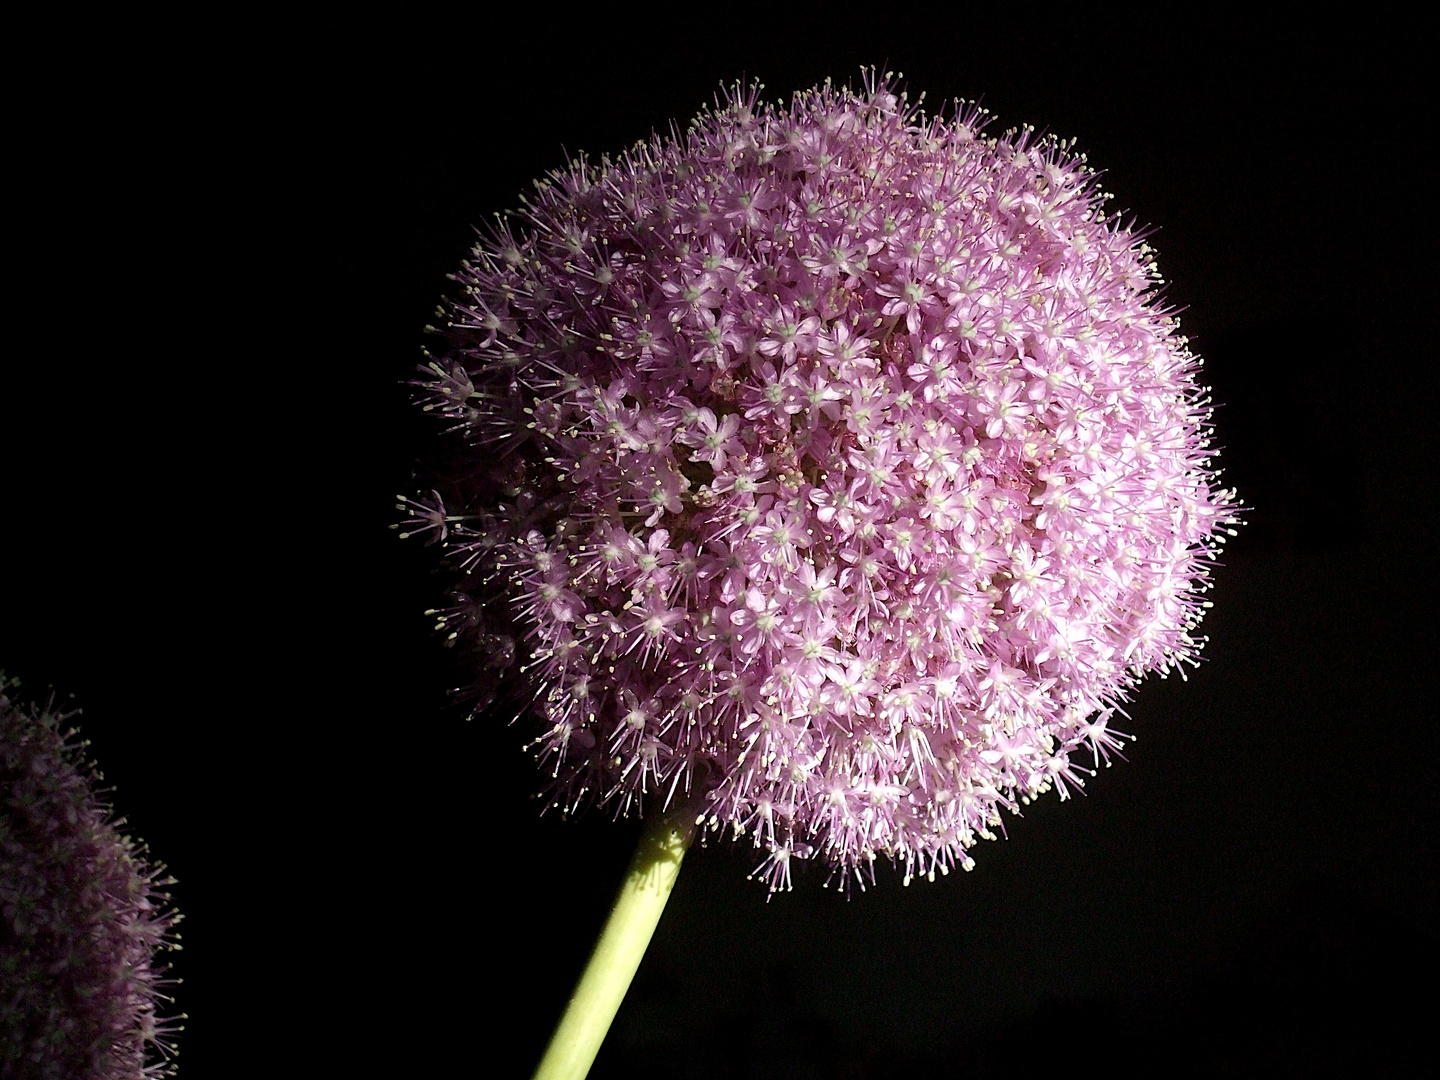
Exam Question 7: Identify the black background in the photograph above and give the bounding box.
[2,8,1436,1076]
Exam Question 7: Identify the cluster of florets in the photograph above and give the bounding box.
[0,679,181,1078]
[404,74,1237,890]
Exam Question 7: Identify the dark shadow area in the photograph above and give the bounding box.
[590,883,1434,1077]
[1199,315,1369,557]
[951,883,1434,1078]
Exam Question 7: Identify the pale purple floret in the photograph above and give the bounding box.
[407,74,1238,891]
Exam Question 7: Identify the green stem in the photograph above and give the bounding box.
[532,803,698,1080]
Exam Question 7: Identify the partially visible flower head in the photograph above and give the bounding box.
[406,73,1239,890]
[0,677,182,1078]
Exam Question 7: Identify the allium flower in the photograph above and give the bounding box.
[1,678,181,1078]
[407,74,1238,893]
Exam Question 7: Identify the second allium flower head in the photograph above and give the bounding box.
[406,73,1238,891]
[0,681,181,1078]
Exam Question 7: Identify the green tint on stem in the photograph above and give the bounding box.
[532,803,698,1080]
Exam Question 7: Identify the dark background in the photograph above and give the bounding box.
[2,8,1436,1076]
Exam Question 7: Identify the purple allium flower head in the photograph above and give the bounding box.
[0,678,181,1078]
[407,74,1239,891]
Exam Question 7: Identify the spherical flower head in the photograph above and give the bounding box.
[0,678,181,1078]
[407,74,1239,891]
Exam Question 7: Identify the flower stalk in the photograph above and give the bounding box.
[532,803,697,1080]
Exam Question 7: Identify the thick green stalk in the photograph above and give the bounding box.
[532,804,697,1080]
